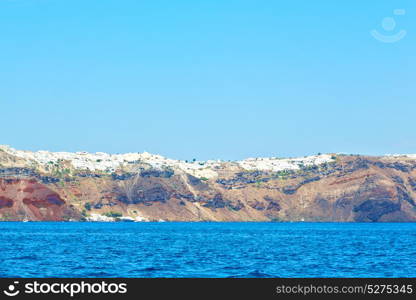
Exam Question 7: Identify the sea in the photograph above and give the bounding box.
[0,222,415,278]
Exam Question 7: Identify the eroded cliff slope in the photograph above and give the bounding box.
[1,145,416,222]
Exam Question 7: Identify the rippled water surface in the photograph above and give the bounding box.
[1,222,415,277]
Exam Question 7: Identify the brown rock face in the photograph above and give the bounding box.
[1,154,416,222]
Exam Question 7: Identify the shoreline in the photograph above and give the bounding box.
[1,220,415,224]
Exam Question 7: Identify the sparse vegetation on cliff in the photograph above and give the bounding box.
[103,211,122,218]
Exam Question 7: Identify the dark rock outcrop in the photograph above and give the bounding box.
[203,193,227,209]
[396,186,416,206]
[0,196,13,208]
[353,200,401,222]
[111,173,135,181]
[408,177,416,192]
[140,169,174,178]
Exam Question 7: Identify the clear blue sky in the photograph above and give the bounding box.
[1,0,414,160]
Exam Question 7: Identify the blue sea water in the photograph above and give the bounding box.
[0,222,415,278]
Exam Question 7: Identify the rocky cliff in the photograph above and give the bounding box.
[1,145,416,222]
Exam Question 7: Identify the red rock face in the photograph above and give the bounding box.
[0,179,71,221]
